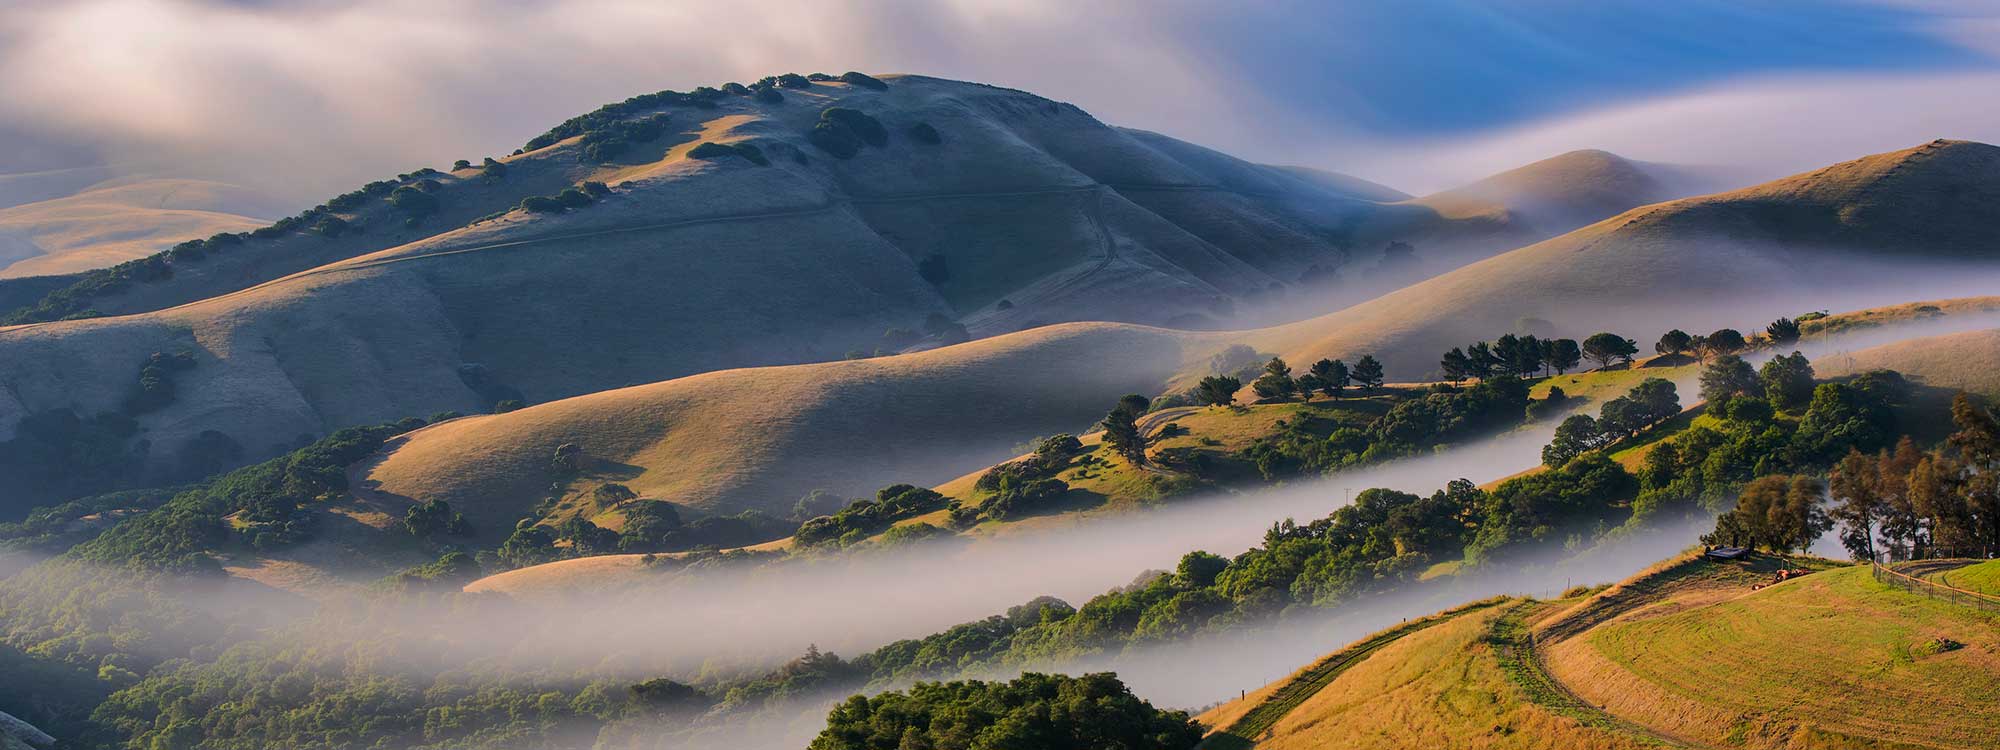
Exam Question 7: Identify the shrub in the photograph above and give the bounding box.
[481,157,508,178]
[387,185,438,215]
[721,82,751,96]
[520,195,564,213]
[311,216,348,238]
[556,188,594,208]
[687,141,770,166]
[838,71,888,90]
[452,159,472,170]
[908,122,942,144]
[808,108,887,159]
[753,86,783,103]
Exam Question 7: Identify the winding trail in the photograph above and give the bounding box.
[1491,600,1720,749]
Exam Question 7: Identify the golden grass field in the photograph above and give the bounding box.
[1192,552,2000,749]
[1198,601,1653,750]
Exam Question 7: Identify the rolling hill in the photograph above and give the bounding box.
[1822,326,2000,399]
[1198,552,1999,749]
[0,74,1654,516]
[1246,139,2000,379]
[0,177,284,279]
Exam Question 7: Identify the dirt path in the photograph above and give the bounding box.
[1491,600,1720,749]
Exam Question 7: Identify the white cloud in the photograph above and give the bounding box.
[1330,70,2000,194]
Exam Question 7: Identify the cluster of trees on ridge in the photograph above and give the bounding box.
[1742,393,2000,561]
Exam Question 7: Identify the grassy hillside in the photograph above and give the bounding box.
[1821,327,2000,399]
[0,177,282,278]
[1196,552,1998,749]
[362,323,1200,542]
[1547,562,1999,749]
[1197,598,1652,750]
[0,73,1625,517]
[1245,140,2000,379]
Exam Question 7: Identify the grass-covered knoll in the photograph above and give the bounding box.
[1205,599,1653,750]
[1546,564,2000,749]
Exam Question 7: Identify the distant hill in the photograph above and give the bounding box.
[1249,139,2000,378]
[1406,149,1671,238]
[0,177,282,278]
[0,73,1646,514]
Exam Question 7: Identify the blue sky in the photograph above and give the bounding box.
[1,0,1995,197]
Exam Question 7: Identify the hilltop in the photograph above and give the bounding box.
[1250,139,2000,378]
[1198,552,1999,749]
[1410,149,1671,240]
[0,74,1649,516]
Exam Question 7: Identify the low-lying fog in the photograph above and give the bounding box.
[30,301,1999,750]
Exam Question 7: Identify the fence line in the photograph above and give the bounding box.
[1870,562,2000,614]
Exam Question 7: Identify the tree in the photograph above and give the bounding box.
[1101,400,1146,465]
[1252,357,1296,401]
[1543,338,1582,375]
[1597,397,1644,439]
[1759,351,1816,409]
[1195,376,1241,407]
[1704,328,1747,358]
[1767,475,1833,553]
[1543,414,1599,467]
[1628,378,1681,426]
[1350,355,1385,392]
[1320,360,1352,400]
[1766,317,1802,345]
[1698,355,1758,404]
[551,443,583,474]
[1308,358,1345,397]
[403,499,468,538]
[1581,332,1639,369]
[1440,348,1470,383]
[559,516,621,556]
[1829,449,1884,561]
[1706,474,1829,552]
[1118,393,1152,416]
[1493,334,1543,377]
[1655,329,1693,358]
[1176,551,1229,588]
[1465,342,1497,380]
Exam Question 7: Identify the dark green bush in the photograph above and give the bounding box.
[519,195,563,213]
[387,185,438,215]
[838,71,887,90]
[908,122,942,144]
